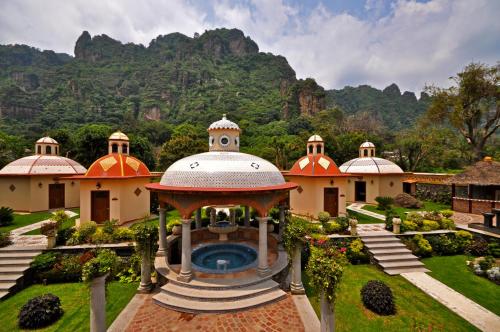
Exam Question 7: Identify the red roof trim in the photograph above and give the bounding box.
[0,173,85,177]
[67,175,152,180]
[285,173,351,178]
[145,182,298,192]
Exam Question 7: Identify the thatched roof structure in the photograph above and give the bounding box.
[448,158,500,186]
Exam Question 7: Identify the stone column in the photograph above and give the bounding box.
[320,291,335,332]
[244,206,250,227]
[291,243,305,294]
[138,248,153,293]
[393,218,401,234]
[195,208,202,229]
[229,209,236,226]
[256,216,271,277]
[90,274,107,332]
[210,208,216,226]
[157,207,167,256]
[278,205,285,242]
[178,219,193,282]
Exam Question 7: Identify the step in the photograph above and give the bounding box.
[370,248,411,256]
[0,259,33,267]
[153,288,286,313]
[162,279,278,301]
[0,252,40,259]
[0,282,16,291]
[384,267,431,275]
[0,266,28,274]
[362,237,400,243]
[379,261,424,269]
[0,247,44,253]
[374,254,419,262]
[0,274,23,282]
[364,242,406,249]
[0,291,8,300]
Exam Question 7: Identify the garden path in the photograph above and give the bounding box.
[347,203,385,220]
[402,272,500,332]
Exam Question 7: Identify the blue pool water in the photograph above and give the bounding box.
[191,243,258,274]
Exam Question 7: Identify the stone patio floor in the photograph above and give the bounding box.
[115,292,306,332]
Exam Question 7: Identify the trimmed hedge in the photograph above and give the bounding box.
[18,294,63,329]
[361,280,396,315]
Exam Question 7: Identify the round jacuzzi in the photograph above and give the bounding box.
[191,243,258,274]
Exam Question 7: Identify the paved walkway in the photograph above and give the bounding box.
[110,292,307,332]
[402,272,500,332]
[347,203,385,220]
[452,212,483,226]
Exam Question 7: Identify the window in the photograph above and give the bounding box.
[55,147,58,155]
[219,135,230,147]
[235,137,239,146]
[317,144,322,154]
[308,145,313,154]
[209,136,214,146]
[112,144,118,153]
[363,149,368,156]
[37,145,41,154]
[122,144,128,154]
[371,150,374,156]
[46,146,52,154]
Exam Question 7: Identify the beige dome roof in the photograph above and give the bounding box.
[0,155,86,176]
[36,137,58,144]
[360,141,375,148]
[208,114,240,131]
[109,131,129,141]
[340,157,403,174]
[308,134,323,142]
[160,151,285,189]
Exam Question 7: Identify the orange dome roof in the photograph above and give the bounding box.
[288,154,347,177]
[83,154,151,179]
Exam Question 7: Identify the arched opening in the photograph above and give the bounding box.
[317,144,322,154]
[308,145,313,154]
[112,144,118,153]
[371,150,374,156]
[363,149,368,157]
[122,144,128,154]
[55,147,58,155]
[37,145,41,154]
[46,146,52,154]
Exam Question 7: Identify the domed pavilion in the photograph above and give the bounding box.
[146,115,297,312]
[0,137,86,212]
[72,131,152,225]
[285,134,350,218]
[340,141,404,203]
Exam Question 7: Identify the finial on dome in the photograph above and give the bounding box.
[222,114,227,120]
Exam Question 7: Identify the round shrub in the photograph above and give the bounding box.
[423,211,442,222]
[323,221,341,234]
[0,206,14,226]
[455,231,473,252]
[317,211,331,225]
[406,212,424,227]
[466,237,489,256]
[440,209,454,218]
[401,220,417,232]
[421,220,440,232]
[413,234,432,257]
[439,218,455,230]
[334,216,350,232]
[18,294,63,329]
[360,280,396,315]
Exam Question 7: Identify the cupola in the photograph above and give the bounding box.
[207,114,240,152]
[307,134,324,156]
[108,131,129,155]
[35,137,59,156]
[359,141,375,158]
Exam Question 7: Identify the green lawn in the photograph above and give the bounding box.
[0,211,53,233]
[0,281,137,331]
[347,210,383,224]
[423,255,500,316]
[304,264,479,332]
[141,209,180,227]
[362,201,451,220]
[23,209,80,235]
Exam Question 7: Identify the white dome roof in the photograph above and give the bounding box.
[36,137,58,144]
[340,157,403,174]
[208,115,240,131]
[0,155,86,176]
[308,134,323,142]
[360,141,375,148]
[109,131,129,141]
[160,151,285,188]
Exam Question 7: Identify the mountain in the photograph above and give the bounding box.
[326,84,430,130]
[0,28,427,140]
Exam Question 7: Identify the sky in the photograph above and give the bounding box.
[0,0,499,93]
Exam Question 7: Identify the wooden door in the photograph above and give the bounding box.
[324,188,339,217]
[91,191,110,223]
[49,184,65,209]
[355,181,366,202]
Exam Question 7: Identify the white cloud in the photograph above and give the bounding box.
[0,0,499,93]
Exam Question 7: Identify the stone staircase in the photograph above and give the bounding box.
[361,235,430,275]
[154,276,286,313]
[0,247,43,300]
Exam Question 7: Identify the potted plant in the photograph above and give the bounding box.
[40,222,58,249]
[167,220,182,235]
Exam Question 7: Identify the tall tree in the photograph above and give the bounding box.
[425,63,499,161]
